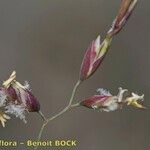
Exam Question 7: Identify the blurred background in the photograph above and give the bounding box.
[0,0,149,150]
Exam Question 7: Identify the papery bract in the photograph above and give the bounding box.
[80,95,111,108]
[80,36,112,81]
[108,0,137,36]
[80,95,120,112]
[0,111,10,127]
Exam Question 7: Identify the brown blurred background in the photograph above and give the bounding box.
[0,0,149,150]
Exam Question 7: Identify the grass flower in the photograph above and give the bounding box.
[108,0,138,36]
[79,0,137,81]
[125,93,146,109]
[80,87,145,112]
[80,36,112,81]
[0,71,41,127]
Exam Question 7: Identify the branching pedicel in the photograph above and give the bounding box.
[0,0,146,150]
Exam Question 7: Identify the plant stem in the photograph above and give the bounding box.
[34,121,47,150]
[71,102,80,108]
[68,80,81,106]
[46,80,81,123]
[34,80,81,150]
[38,110,47,121]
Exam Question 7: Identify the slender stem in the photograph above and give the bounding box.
[38,110,47,121]
[34,121,47,150]
[47,105,70,122]
[71,102,80,108]
[68,80,81,105]
[46,80,81,122]
[34,80,81,150]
